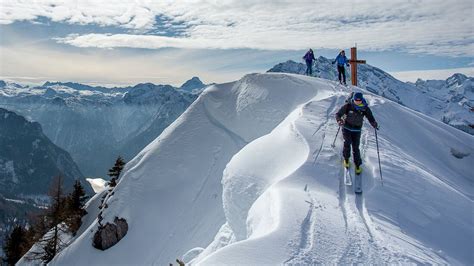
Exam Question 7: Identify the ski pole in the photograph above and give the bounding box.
[331,126,341,148]
[374,128,383,186]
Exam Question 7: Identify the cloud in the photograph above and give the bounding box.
[1,0,473,56]
[390,67,474,82]
[0,43,272,86]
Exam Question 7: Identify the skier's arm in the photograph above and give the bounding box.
[335,105,347,124]
[365,107,379,129]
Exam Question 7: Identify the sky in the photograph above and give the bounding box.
[0,0,473,87]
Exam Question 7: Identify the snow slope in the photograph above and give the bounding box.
[46,73,472,265]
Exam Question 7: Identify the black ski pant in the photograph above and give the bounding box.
[337,65,346,84]
[305,60,313,76]
[342,128,362,167]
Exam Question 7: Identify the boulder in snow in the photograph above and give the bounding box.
[92,217,128,250]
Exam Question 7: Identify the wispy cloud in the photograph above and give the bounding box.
[1,0,473,56]
[0,43,275,86]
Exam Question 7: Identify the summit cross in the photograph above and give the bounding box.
[349,47,366,86]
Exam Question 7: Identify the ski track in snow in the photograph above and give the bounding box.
[212,84,394,265]
[261,88,443,264]
[307,94,380,264]
[283,191,318,265]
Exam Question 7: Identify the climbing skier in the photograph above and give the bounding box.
[302,48,316,76]
[335,92,379,174]
[332,50,350,85]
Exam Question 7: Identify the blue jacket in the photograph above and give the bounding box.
[334,54,348,66]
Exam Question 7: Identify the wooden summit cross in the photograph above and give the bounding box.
[349,47,366,86]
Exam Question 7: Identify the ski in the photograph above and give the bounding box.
[354,171,362,193]
[344,167,352,185]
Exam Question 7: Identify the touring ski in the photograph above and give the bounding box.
[354,171,362,193]
[344,166,352,185]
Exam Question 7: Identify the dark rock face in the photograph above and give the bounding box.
[92,217,128,250]
[0,108,84,196]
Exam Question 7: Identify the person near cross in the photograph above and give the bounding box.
[302,48,316,76]
[332,50,350,85]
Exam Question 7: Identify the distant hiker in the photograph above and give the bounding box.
[335,92,379,174]
[332,50,350,85]
[302,49,316,76]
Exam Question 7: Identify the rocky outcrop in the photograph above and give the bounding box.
[92,217,128,250]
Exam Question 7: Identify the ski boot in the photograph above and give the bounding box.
[343,159,350,169]
[355,165,362,175]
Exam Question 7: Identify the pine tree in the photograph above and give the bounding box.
[2,225,28,266]
[68,180,88,212]
[108,156,126,187]
[65,180,89,234]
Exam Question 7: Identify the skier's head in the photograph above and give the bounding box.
[352,92,366,109]
[340,50,345,55]
[309,48,313,53]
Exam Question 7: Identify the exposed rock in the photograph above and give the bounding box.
[450,147,470,159]
[92,217,128,250]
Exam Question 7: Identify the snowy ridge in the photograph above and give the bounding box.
[49,73,319,265]
[46,73,472,265]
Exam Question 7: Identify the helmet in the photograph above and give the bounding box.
[353,92,363,101]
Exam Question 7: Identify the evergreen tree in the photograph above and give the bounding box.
[65,180,88,234]
[68,180,88,213]
[2,225,28,266]
[108,156,126,187]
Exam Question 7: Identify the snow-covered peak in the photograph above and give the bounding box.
[447,73,468,85]
[48,73,473,265]
[123,83,189,104]
[179,76,207,93]
[0,80,25,90]
[43,81,104,91]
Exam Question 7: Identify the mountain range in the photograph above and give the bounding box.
[0,77,206,177]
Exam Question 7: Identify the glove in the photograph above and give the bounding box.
[346,63,350,67]
[337,119,344,126]
[332,61,335,65]
[371,121,379,130]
